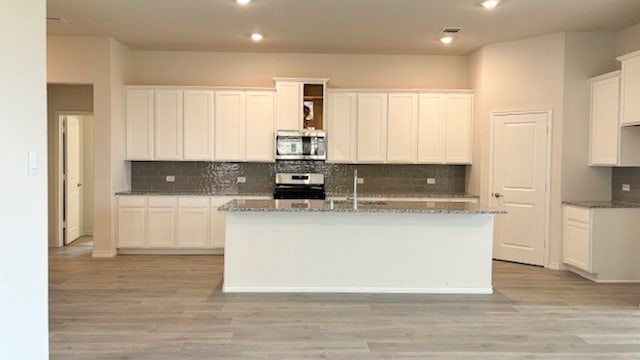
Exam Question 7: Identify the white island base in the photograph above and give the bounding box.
[223,210,496,294]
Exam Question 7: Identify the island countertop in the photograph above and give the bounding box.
[218,199,505,214]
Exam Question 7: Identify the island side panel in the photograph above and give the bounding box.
[223,212,494,294]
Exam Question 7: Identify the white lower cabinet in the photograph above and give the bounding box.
[147,197,177,248]
[563,205,640,282]
[209,197,234,249]
[117,196,147,248]
[177,197,209,248]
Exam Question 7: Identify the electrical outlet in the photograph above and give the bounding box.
[622,184,631,192]
[237,176,247,184]
[165,175,175,182]
[357,178,364,184]
[427,178,436,185]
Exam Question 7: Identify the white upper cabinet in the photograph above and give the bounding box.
[183,90,215,160]
[327,92,357,163]
[387,93,418,163]
[418,93,446,163]
[275,81,303,131]
[125,89,155,160]
[154,90,183,160]
[590,72,620,166]
[618,50,640,126]
[357,93,388,163]
[245,91,276,162]
[445,94,473,164]
[215,91,247,161]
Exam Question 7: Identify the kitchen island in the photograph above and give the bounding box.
[219,199,504,294]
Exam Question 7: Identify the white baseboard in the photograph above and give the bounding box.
[118,248,223,255]
[222,285,494,294]
[546,262,568,270]
[565,264,640,283]
[92,250,117,258]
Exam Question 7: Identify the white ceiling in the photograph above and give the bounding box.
[46,0,640,55]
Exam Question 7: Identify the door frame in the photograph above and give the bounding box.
[55,111,93,247]
[488,109,552,267]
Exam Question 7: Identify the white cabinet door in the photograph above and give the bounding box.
[387,93,418,163]
[276,81,302,130]
[445,94,473,164]
[177,198,209,248]
[357,93,388,163]
[563,218,592,272]
[327,93,357,163]
[147,207,176,248]
[117,207,147,248]
[155,90,183,160]
[125,89,155,160]
[209,197,233,249]
[418,93,446,163]
[215,91,246,161]
[245,91,275,162]
[620,52,640,126]
[590,75,620,165]
[183,90,214,160]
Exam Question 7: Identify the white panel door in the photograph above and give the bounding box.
[620,54,640,126]
[183,90,214,160]
[65,116,81,244]
[387,93,418,163]
[445,94,473,164]
[418,93,446,163]
[327,93,357,163]
[245,91,275,162]
[563,217,591,272]
[177,207,209,248]
[117,207,146,248]
[147,207,176,248]
[590,76,620,165]
[155,90,183,160]
[215,91,246,161]
[357,93,388,163]
[491,111,549,266]
[276,81,302,130]
[125,89,155,160]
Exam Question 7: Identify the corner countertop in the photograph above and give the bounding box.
[218,199,505,214]
[562,200,640,209]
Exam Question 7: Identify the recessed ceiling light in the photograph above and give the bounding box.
[251,33,263,42]
[237,0,251,5]
[440,36,454,45]
[482,0,500,9]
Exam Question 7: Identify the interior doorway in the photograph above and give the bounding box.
[57,113,94,246]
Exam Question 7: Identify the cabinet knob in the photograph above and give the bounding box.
[494,192,502,198]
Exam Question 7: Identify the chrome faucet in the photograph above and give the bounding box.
[353,169,358,210]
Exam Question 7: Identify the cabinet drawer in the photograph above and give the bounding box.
[564,206,591,223]
[148,196,177,207]
[211,196,236,207]
[179,196,210,208]
[118,196,147,207]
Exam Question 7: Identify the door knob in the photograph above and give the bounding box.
[494,192,502,198]
[77,183,83,187]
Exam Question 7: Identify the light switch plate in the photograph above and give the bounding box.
[237,176,247,184]
[165,175,175,182]
[427,178,436,185]
[622,184,631,192]
[357,178,364,184]
[28,151,38,175]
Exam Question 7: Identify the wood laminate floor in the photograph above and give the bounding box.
[49,242,640,360]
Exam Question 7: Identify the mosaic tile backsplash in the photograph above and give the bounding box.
[131,161,467,196]
[612,167,640,204]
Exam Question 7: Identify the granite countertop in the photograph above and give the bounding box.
[562,200,640,209]
[218,199,505,214]
[115,191,478,199]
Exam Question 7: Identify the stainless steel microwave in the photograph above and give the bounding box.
[275,130,326,160]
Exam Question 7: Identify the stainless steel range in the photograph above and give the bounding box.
[273,173,325,200]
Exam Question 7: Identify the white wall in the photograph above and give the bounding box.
[48,36,133,257]
[132,51,470,89]
[46,85,93,246]
[0,1,49,359]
